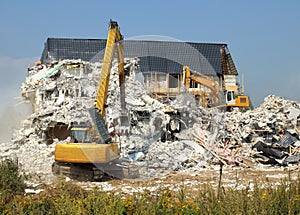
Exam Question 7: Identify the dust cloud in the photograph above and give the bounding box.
[0,103,32,143]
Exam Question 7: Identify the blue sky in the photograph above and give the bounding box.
[0,0,300,112]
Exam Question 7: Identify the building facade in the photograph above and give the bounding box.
[41,38,239,103]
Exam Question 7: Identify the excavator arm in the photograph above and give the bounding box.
[89,20,129,142]
[190,75,220,103]
[95,20,124,116]
[182,66,220,105]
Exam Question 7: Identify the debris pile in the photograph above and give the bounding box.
[224,95,300,165]
[2,58,178,177]
[2,58,300,179]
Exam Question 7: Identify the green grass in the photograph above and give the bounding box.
[0,158,300,214]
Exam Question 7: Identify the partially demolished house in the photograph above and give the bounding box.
[13,37,300,179]
[41,38,239,101]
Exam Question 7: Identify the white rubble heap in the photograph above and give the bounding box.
[1,58,300,180]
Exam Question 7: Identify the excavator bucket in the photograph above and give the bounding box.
[119,111,130,135]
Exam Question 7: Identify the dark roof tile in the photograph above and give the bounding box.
[41,38,230,76]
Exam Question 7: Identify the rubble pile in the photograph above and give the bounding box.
[3,59,103,177]
[115,91,230,177]
[1,58,186,177]
[224,95,300,165]
[2,58,300,179]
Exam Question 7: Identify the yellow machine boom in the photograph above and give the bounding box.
[96,21,125,116]
[182,66,220,107]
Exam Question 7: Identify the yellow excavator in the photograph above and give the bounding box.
[52,20,134,181]
[182,66,220,107]
[223,76,250,111]
[182,66,250,110]
[225,90,250,111]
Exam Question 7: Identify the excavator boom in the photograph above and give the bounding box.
[96,21,124,116]
[95,20,129,133]
[182,66,220,106]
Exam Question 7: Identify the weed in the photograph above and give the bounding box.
[1,159,300,214]
[0,159,27,196]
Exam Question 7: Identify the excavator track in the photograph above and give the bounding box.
[52,161,139,181]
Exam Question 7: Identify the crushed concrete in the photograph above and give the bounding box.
[1,58,300,180]
[224,95,300,165]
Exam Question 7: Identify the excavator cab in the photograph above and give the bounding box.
[225,90,250,111]
[71,127,88,143]
[70,122,91,143]
[226,90,235,105]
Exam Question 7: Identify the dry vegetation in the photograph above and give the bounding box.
[0,159,300,214]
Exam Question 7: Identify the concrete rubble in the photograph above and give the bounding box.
[225,95,300,166]
[1,58,300,179]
